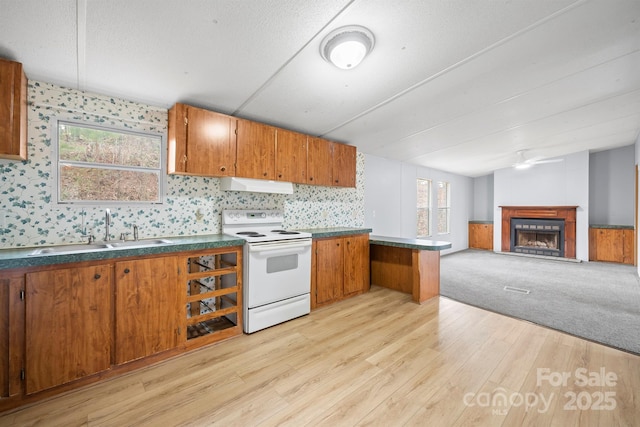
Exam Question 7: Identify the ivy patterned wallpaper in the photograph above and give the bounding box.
[0,81,365,248]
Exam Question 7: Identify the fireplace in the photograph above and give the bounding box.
[500,206,577,259]
[510,218,565,257]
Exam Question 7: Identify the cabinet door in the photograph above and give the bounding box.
[0,58,27,160]
[315,238,344,305]
[343,234,370,296]
[276,129,307,183]
[236,119,276,180]
[186,107,236,176]
[25,265,112,395]
[307,136,333,186]
[1,276,24,400]
[115,257,183,364]
[594,229,624,263]
[332,142,356,187]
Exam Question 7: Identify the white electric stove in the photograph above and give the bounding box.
[222,210,312,333]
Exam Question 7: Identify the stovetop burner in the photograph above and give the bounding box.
[271,230,300,235]
[237,231,266,237]
[222,209,312,243]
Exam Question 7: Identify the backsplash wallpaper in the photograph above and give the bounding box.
[0,81,365,248]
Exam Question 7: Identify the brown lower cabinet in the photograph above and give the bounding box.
[0,245,242,412]
[468,222,493,250]
[589,227,635,265]
[312,233,370,309]
[25,265,113,395]
[114,257,183,365]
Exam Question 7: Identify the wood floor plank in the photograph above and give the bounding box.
[1,286,638,427]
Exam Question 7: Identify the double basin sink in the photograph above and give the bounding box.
[29,239,173,256]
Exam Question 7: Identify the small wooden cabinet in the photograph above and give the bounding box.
[236,118,276,180]
[332,142,357,187]
[114,256,183,365]
[24,265,112,394]
[307,136,333,186]
[589,227,635,265]
[468,222,493,250]
[276,128,307,184]
[0,58,28,160]
[168,103,236,177]
[312,233,370,309]
[184,248,242,347]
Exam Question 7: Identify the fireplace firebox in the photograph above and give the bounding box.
[510,218,565,257]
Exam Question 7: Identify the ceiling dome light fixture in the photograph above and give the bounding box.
[320,25,375,70]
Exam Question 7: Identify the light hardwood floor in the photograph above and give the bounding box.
[1,286,638,426]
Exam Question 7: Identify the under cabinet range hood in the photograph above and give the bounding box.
[219,177,294,194]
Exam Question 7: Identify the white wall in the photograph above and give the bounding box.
[363,155,403,236]
[472,174,494,220]
[364,153,473,255]
[589,145,635,225]
[493,151,590,261]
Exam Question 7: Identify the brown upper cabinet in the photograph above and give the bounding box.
[0,58,28,160]
[236,119,276,180]
[332,142,357,187]
[167,103,356,187]
[168,103,236,177]
[276,128,307,184]
[307,136,333,186]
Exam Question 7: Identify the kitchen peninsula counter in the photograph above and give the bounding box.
[369,235,451,304]
[294,227,373,238]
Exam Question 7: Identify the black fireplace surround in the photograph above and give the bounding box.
[510,218,565,257]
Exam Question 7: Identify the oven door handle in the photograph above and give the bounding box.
[248,239,312,255]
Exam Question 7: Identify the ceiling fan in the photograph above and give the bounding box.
[512,150,563,169]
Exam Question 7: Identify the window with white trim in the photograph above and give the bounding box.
[437,181,450,234]
[417,178,432,237]
[55,120,164,204]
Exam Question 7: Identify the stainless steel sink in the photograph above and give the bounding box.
[29,243,112,256]
[28,239,173,256]
[108,239,173,248]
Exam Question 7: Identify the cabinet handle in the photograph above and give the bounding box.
[181,155,187,164]
[220,166,226,172]
[309,177,313,181]
[124,268,130,274]
[278,174,282,178]
[263,172,268,177]
[94,274,101,280]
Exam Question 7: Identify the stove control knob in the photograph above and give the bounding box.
[261,213,266,218]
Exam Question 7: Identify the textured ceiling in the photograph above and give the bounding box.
[1,0,639,177]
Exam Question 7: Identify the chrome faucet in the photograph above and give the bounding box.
[133,224,139,241]
[104,209,111,241]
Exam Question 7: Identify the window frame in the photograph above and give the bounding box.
[53,119,166,206]
[416,178,432,238]
[437,180,451,235]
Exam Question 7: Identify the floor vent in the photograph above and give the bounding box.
[503,286,530,294]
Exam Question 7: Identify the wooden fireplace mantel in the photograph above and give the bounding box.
[500,206,578,258]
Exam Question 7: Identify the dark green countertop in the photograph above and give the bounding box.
[469,220,493,224]
[589,224,634,230]
[295,227,373,238]
[0,234,245,270]
[369,235,452,251]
